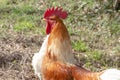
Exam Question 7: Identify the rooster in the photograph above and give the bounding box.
[32,7,120,80]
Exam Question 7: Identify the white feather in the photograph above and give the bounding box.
[100,69,120,80]
[32,35,49,79]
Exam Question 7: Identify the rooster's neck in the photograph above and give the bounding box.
[46,20,76,64]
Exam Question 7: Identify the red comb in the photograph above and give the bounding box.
[44,7,68,19]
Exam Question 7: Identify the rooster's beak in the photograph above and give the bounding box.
[41,17,46,21]
[43,18,46,21]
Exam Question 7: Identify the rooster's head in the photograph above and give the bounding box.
[43,7,68,34]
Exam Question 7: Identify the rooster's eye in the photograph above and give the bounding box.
[49,18,55,21]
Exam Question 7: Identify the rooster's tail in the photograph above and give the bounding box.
[100,69,120,80]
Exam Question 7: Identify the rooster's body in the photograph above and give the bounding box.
[32,7,120,80]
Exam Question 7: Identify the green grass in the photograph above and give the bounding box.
[72,40,89,52]
[14,21,34,31]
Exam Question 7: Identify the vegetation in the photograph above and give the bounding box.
[0,0,120,79]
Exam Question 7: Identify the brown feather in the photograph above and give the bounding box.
[42,16,75,80]
[42,15,102,80]
[46,16,76,64]
[71,65,102,80]
[42,55,73,80]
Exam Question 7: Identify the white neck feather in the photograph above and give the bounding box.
[47,38,76,64]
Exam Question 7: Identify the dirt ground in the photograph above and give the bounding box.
[0,30,43,80]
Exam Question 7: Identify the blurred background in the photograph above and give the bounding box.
[0,0,120,80]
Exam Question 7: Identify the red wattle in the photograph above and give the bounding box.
[46,21,52,34]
